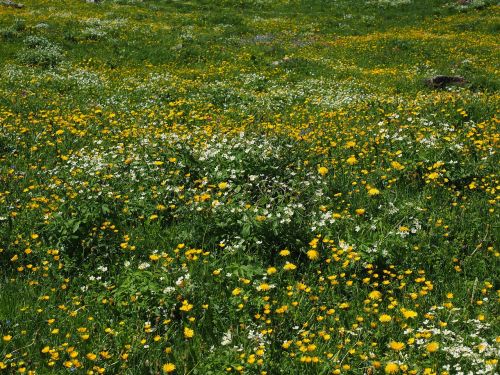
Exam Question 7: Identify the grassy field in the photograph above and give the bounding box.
[0,0,499,374]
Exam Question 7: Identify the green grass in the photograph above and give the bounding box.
[0,0,499,374]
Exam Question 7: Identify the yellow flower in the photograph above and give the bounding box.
[279,249,290,256]
[179,301,193,313]
[346,155,358,165]
[384,362,399,374]
[86,353,97,361]
[355,208,365,215]
[401,309,418,319]
[257,283,271,291]
[267,267,277,275]
[368,290,382,300]
[426,342,439,353]
[100,351,111,359]
[306,249,319,260]
[283,262,297,271]
[368,188,380,196]
[218,182,228,190]
[184,327,194,339]
[379,314,392,323]
[391,161,404,170]
[232,288,242,296]
[317,166,328,176]
[427,172,439,180]
[163,363,176,373]
[389,341,405,351]
[2,335,12,342]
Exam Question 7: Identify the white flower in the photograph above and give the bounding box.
[221,330,232,346]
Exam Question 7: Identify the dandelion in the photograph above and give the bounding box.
[368,188,380,196]
[257,283,271,291]
[384,362,399,374]
[306,249,319,260]
[184,327,194,339]
[426,342,439,353]
[427,172,439,180]
[267,267,277,275]
[379,314,392,323]
[283,262,297,271]
[162,363,176,373]
[346,155,358,165]
[391,161,404,170]
[401,309,418,319]
[317,166,328,176]
[389,341,405,351]
[368,290,382,300]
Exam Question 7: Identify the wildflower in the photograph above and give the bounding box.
[2,335,12,342]
[257,283,271,291]
[267,267,277,275]
[389,341,405,351]
[368,188,380,196]
[426,342,439,353]
[401,309,418,319]
[279,249,290,256]
[379,314,392,323]
[232,288,242,296]
[368,290,382,300]
[427,172,439,180]
[179,300,193,312]
[346,155,358,165]
[306,249,319,260]
[283,262,297,271]
[355,208,365,215]
[391,161,404,170]
[318,166,328,176]
[184,327,194,339]
[163,363,176,373]
[385,362,399,374]
[218,182,228,190]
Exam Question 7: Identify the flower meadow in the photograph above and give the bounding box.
[0,0,499,374]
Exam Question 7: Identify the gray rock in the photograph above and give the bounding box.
[425,75,466,88]
[0,0,24,8]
